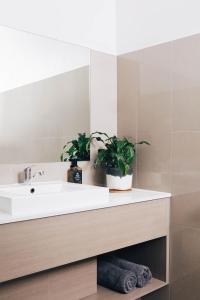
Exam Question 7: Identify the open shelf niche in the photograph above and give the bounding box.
[83,236,168,300]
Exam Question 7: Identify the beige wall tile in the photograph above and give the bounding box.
[173,88,200,131]
[172,34,200,131]
[138,92,172,133]
[171,132,200,195]
[0,165,17,184]
[171,132,200,228]
[170,269,200,300]
[137,43,172,133]
[137,130,171,191]
[170,225,200,283]
[171,192,200,228]
[117,55,139,138]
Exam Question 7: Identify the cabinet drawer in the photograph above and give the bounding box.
[0,259,97,300]
[0,198,169,282]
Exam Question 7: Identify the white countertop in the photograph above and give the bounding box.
[0,188,171,225]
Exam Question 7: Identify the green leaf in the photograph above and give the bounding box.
[118,159,126,176]
[60,132,91,161]
[91,131,109,139]
[93,133,150,175]
[137,140,151,145]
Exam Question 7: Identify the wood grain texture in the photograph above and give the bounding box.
[0,259,96,300]
[142,285,170,300]
[83,279,167,300]
[0,198,170,282]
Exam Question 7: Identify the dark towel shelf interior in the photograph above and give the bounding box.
[83,237,168,300]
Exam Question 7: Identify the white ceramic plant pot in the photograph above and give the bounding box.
[106,167,133,191]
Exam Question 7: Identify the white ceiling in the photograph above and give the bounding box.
[116,0,200,54]
[0,0,200,55]
[0,0,117,54]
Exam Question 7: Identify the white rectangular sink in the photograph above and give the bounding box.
[0,181,109,215]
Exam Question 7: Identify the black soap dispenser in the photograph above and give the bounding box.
[67,159,82,184]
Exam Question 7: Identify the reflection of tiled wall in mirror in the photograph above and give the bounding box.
[0,67,89,163]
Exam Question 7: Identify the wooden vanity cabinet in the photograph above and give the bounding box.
[0,198,170,300]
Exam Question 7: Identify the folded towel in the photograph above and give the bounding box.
[105,256,152,288]
[97,260,137,294]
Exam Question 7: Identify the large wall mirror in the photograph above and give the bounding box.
[0,26,90,163]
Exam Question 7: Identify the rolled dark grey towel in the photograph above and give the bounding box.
[97,260,137,294]
[105,256,152,288]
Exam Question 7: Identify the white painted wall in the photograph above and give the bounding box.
[90,50,117,186]
[116,0,200,54]
[90,51,117,136]
[0,26,89,92]
[0,0,117,55]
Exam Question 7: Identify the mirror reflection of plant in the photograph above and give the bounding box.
[60,131,108,162]
[61,133,91,162]
[93,132,150,176]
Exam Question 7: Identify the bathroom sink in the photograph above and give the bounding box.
[0,182,109,215]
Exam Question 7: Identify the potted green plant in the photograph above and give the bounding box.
[60,133,91,162]
[93,132,150,190]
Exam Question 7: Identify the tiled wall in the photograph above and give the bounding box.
[118,33,200,300]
